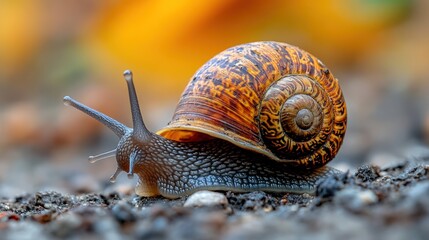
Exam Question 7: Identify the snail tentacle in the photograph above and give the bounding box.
[123,70,153,142]
[88,149,117,163]
[63,96,129,137]
[109,167,122,183]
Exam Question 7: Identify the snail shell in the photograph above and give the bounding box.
[158,41,347,169]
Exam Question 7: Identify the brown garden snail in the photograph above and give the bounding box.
[64,41,347,198]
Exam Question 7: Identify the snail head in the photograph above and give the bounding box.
[63,70,153,182]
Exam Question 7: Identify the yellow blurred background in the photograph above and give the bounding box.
[0,0,428,195]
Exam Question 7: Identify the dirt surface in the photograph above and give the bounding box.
[1,157,428,240]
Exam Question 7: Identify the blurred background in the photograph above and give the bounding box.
[0,0,428,197]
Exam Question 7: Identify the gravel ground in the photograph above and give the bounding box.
[1,156,428,240]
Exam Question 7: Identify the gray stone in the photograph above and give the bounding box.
[334,188,378,211]
[184,190,228,208]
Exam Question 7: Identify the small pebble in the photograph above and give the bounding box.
[334,188,378,212]
[184,191,228,208]
[111,200,136,223]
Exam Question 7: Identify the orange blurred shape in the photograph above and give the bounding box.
[0,1,42,78]
[0,102,42,148]
[85,0,409,93]
[53,84,124,147]
[85,0,285,95]
[0,85,124,150]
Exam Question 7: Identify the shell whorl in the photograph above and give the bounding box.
[157,41,347,169]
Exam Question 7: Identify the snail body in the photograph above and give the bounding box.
[64,41,347,198]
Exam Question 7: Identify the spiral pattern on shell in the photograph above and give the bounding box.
[259,75,335,165]
[158,41,347,169]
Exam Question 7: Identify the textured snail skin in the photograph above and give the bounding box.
[64,41,347,198]
[115,131,340,198]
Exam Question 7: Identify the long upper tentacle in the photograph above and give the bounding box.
[123,70,153,142]
[63,96,129,137]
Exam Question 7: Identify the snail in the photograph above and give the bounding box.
[64,41,347,199]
